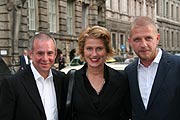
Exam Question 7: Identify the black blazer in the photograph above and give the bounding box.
[19,55,29,70]
[62,64,131,120]
[125,51,180,120]
[0,66,65,120]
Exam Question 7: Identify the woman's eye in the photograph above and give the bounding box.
[96,47,102,51]
[86,48,92,51]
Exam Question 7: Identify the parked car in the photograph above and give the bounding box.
[175,53,180,56]
[68,56,84,66]
[113,56,126,62]
[0,56,13,86]
[60,56,128,74]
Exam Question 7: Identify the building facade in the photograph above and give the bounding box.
[105,0,156,57]
[0,0,180,70]
[156,0,180,54]
[105,0,180,57]
[0,0,105,71]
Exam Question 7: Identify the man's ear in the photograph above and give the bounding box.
[157,34,160,40]
[157,34,160,43]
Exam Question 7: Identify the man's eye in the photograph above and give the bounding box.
[145,37,152,41]
[47,52,54,55]
[134,38,140,42]
[37,52,43,55]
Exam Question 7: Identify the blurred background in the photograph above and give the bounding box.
[0,0,180,73]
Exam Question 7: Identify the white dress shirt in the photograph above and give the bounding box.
[137,48,162,109]
[30,64,58,120]
[24,55,29,64]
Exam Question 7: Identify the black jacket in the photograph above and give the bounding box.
[0,65,65,120]
[62,63,131,120]
[125,51,180,120]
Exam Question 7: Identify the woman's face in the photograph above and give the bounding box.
[84,38,107,69]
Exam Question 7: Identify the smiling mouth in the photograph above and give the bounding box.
[90,58,100,62]
[41,63,49,66]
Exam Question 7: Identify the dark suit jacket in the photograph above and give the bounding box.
[62,64,131,120]
[125,51,180,120]
[19,55,29,70]
[0,66,65,120]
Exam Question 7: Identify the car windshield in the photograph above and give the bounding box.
[70,57,84,66]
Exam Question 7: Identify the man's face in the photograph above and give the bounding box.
[29,39,56,78]
[128,25,160,64]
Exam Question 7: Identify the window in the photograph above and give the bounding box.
[118,0,121,12]
[106,0,111,9]
[120,34,124,45]
[156,0,159,15]
[171,4,174,18]
[167,30,170,47]
[28,0,36,30]
[111,33,116,50]
[171,31,174,47]
[82,2,88,29]
[177,31,180,47]
[135,0,137,15]
[48,0,57,33]
[163,29,166,47]
[166,30,169,47]
[98,7,103,22]
[146,5,149,16]
[67,0,74,35]
[176,6,179,20]
[110,0,112,9]
[139,1,142,16]
[120,34,125,51]
[163,0,166,17]
[166,2,168,17]
[123,0,128,14]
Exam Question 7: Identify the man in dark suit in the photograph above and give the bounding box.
[0,32,65,120]
[125,16,180,120]
[19,49,30,71]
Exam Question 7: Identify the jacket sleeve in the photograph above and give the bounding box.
[0,77,16,120]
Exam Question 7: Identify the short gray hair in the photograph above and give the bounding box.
[28,32,56,50]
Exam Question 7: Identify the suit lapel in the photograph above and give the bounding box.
[75,68,96,110]
[52,70,62,111]
[98,66,125,112]
[128,61,146,111]
[147,52,171,110]
[20,67,45,114]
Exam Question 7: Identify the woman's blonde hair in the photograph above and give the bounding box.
[78,26,115,61]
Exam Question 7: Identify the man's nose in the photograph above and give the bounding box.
[42,54,49,60]
[141,39,148,47]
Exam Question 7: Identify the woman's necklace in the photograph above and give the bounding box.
[96,79,105,95]
[86,70,105,95]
